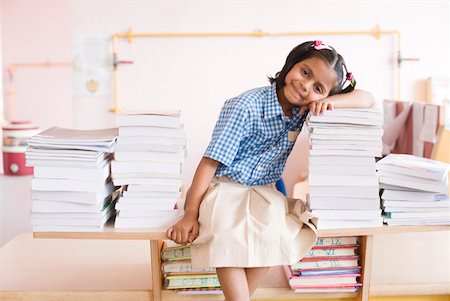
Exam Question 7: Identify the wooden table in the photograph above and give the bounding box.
[29,224,450,301]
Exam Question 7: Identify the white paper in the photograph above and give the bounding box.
[420,105,438,143]
[72,36,112,96]
[412,103,424,156]
[382,100,412,154]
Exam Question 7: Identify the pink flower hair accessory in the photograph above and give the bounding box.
[312,40,333,51]
[346,72,356,87]
[346,72,354,81]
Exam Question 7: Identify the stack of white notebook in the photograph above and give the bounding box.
[26,127,119,232]
[306,108,384,229]
[112,110,185,229]
[377,154,450,225]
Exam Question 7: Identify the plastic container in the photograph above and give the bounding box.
[2,121,40,175]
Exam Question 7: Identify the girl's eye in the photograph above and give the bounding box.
[301,69,308,76]
[315,86,323,94]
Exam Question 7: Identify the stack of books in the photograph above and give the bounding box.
[285,236,362,293]
[26,127,119,232]
[377,154,450,225]
[161,241,221,295]
[306,108,384,229]
[112,111,185,229]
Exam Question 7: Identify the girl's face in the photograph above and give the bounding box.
[279,56,337,114]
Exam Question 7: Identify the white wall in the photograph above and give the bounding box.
[0,176,32,247]
[0,3,3,173]
[1,0,449,285]
[0,2,3,125]
[3,1,448,191]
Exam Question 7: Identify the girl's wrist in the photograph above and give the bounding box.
[184,209,199,218]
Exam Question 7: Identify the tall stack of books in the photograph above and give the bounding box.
[161,241,221,295]
[112,111,185,229]
[285,236,362,293]
[26,127,119,232]
[306,108,384,229]
[376,154,450,225]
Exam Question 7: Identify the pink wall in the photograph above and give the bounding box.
[1,1,449,195]
[0,3,3,124]
[1,1,73,128]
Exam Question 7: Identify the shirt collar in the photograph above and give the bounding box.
[263,83,284,119]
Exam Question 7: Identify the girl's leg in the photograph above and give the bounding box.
[216,267,250,301]
[245,267,270,296]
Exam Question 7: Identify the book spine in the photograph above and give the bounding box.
[305,248,356,257]
[162,246,191,261]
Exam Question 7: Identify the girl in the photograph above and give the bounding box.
[166,40,374,300]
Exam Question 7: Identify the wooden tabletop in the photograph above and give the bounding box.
[33,224,450,240]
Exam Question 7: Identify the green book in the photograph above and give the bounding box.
[166,274,220,289]
[161,243,191,262]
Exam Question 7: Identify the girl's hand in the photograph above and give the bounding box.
[166,213,199,244]
[307,99,334,115]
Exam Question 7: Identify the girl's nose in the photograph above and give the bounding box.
[302,80,312,94]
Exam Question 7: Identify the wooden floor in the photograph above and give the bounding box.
[1,231,450,301]
[0,232,288,291]
[0,232,153,291]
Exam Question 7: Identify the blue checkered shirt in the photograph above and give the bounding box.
[204,84,308,186]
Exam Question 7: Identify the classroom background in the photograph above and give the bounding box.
[0,1,449,301]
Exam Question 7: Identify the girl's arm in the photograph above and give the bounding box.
[306,89,375,115]
[166,157,219,244]
[328,89,375,109]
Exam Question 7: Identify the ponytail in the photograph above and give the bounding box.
[338,70,356,94]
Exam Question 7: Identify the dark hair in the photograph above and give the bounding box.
[268,41,355,95]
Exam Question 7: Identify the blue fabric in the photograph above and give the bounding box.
[275,178,287,196]
[204,84,308,186]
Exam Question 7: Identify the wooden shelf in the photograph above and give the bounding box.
[0,291,153,301]
[30,225,450,301]
[3,285,449,301]
[317,224,450,237]
[33,224,450,240]
[33,225,167,240]
[162,288,357,300]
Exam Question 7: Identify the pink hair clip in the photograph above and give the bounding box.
[346,72,353,81]
[346,72,356,87]
[312,40,333,51]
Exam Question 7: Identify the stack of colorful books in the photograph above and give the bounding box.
[112,110,186,229]
[377,153,450,225]
[285,236,362,293]
[161,241,221,295]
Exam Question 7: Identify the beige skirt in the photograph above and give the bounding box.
[190,177,318,268]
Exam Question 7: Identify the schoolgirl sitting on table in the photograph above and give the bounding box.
[167,40,375,301]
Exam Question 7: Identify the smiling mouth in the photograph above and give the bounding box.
[293,86,302,100]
